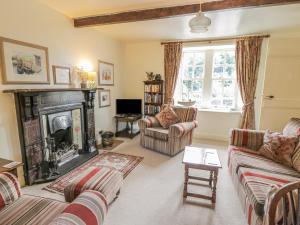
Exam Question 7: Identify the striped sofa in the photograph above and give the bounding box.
[138,106,198,156]
[0,172,108,225]
[228,118,300,225]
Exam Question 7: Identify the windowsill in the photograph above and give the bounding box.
[197,108,242,114]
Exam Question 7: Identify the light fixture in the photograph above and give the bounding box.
[188,1,211,33]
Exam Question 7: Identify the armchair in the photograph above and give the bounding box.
[138,106,198,156]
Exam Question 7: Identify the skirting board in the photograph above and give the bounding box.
[193,132,228,142]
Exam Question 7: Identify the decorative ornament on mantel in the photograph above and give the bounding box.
[189,0,211,33]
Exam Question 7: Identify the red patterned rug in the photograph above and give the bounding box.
[43,151,143,194]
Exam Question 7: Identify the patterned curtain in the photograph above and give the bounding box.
[236,36,263,129]
[164,42,183,105]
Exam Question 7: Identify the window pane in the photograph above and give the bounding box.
[211,80,223,98]
[194,67,204,79]
[183,53,194,66]
[195,53,205,66]
[184,67,193,79]
[223,99,234,108]
[192,80,203,92]
[182,80,192,92]
[213,66,223,78]
[224,66,235,78]
[223,80,234,98]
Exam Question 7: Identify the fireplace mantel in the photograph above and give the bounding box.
[6,88,97,185]
[3,88,97,93]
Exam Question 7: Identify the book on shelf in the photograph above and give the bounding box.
[144,93,162,104]
[144,105,161,115]
[145,84,161,93]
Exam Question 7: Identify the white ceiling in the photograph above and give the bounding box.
[38,0,210,17]
[37,0,300,43]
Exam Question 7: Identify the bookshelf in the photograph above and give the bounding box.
[144,80,164,116]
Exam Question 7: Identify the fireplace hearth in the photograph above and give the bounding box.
[4,88,97,185]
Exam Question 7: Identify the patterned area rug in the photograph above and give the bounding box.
[43,151,143,194]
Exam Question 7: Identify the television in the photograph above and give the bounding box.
[116,99,142,115]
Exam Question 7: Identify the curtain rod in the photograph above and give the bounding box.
[160,34,270,45]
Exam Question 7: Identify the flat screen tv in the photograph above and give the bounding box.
[116,99,142,115]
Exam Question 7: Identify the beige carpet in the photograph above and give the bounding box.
[23,137,247,225]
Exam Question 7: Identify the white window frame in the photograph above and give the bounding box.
[174,44,241,111]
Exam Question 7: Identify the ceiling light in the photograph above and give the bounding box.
[189,1,211,33]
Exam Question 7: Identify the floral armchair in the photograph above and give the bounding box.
[138,106,198,156]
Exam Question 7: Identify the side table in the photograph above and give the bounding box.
[182,147,222,203]
[0,158,23,177]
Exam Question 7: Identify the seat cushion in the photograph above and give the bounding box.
[145,127,169,141]
[237,167,299,217]
[0,195,67,225]
[64,166,123,204]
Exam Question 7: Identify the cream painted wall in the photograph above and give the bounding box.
[0,0,125,183]
[124,42,244,141]
[260,36,300,131]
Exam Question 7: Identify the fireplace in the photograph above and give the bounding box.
[4,89,97,185]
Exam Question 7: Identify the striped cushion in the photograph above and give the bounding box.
[283,118,300,136]
[284,118,300,172]
[145,127,169,141]
[64,166,123,204]
[230,129,265,151]
[138,117,161,130]
[237,167,299,217]
[173,106,197,122]
[0,172,21,209]
[0,195,67,225]
[50,190,107,225]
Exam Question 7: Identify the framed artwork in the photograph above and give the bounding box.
[52,65,71,85]
[98,60,114,86]
[99,89,111,108]
[0,37,50,84]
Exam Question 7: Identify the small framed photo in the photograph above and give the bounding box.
[98,60,114,86]
[0,37,50,84]
[52,65,71,85]
[99,89,111,108]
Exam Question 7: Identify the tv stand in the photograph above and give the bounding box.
[115,114,142,139]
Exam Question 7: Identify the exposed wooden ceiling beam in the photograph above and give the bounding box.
[74,0,300,27]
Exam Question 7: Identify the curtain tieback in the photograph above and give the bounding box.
[243,101,254,110]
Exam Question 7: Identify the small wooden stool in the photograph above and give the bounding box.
[182,147,222,203]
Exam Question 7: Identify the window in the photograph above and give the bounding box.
[174,45,241,111]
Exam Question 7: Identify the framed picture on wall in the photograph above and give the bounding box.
[98,60,114,86]
[99,89,111,108]
[52,65,71,85]
[0,37,50,84]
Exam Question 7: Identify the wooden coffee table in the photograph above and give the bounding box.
[182,146,222,203]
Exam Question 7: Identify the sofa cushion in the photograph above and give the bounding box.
[0,195,67,225]
[258,130,298,167]
[228,146,300,178]
[237,167,299,217]
[283,118,300,136]
[51,190,107,225]
[155,106,179,128]
[145,127,169,141]
[172,106,197,122]
[0,172,21,209]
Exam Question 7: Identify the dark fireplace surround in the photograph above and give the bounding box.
[5,89,98,185]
